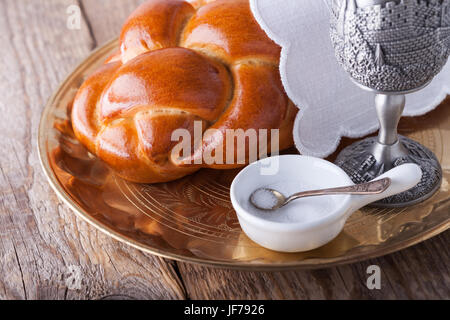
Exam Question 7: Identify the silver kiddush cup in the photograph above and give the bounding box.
[329,0,450,207]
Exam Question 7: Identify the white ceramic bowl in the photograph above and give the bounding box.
[230,155,422,253]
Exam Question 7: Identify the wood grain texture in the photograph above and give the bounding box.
[0,0,448,300]
[80,0,146,46]
[0,0,184,300]
[178,232,450,300]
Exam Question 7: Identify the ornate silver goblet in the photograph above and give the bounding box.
[329,0,450,207]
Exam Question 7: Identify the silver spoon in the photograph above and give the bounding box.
[250,178,391,211]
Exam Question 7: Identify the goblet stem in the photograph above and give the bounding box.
[375,94,404,146]
[372,94,409,171]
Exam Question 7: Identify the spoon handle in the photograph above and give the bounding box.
[286,178,391,204]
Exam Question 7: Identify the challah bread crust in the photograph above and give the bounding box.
[120,0,195,63]
[99,47,232,122]
[181,0,281,64]
[72,61,122,154]
[72,0,297,183]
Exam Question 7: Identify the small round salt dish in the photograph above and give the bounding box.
[230,155,422,253]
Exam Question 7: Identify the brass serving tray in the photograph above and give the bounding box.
[38,39,450,270]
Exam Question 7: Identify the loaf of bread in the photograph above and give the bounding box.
[71,0,297,183]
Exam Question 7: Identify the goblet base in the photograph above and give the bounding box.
[335,136,442,208]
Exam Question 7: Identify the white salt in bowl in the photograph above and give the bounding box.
[230,155,422,253]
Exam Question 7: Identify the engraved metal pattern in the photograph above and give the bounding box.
[330,0,450,92]
[335,135,443,206]
[38,40,450,269]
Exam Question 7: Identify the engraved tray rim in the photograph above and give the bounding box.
[38,38,450,271]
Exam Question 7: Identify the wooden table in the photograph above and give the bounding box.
[0,0,449,300]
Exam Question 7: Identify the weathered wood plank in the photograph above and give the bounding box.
[0,0,185,300]
[178,232,450,300]
[80,0,145,46]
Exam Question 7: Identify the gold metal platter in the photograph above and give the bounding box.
[38,39,450,270]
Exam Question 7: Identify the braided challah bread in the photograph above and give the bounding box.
[72,0,297,183]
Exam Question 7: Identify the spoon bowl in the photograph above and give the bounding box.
[250,188,286,211]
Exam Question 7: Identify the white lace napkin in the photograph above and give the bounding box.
[250,0,450,158]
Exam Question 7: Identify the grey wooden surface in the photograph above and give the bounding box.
[0,0,448,300]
